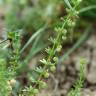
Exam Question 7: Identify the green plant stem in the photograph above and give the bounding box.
[32,10,75,89]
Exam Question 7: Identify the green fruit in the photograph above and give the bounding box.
[39,81,47,88]
[50,66,56,72]
[44,72,49,78]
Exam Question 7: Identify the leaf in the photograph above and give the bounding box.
[64,0,78,16]
[40,59,48,65]
[20,25,47,54]
[78,5,96,13]
[64,0,73,10]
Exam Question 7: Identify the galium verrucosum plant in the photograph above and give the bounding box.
[0,58,12,96]
[0,0,83,95]
[0,31,21,95]
[20,0,83,96]
[8,31,21,72]
[68,58,87,96]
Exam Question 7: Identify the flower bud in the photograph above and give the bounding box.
[39,81,47,88]
[62,29,67,35]
[53,57,58,63]
[50,66,56,72]
[72,21,76,27]
[62,36,67,40]
[56,45,62,52]
[80,58,87,65]
[7,85,12,91]
[9,79,16,86]
[67,19,75,27]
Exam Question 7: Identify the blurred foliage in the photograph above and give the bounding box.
[80,0,96,21]
[4,0,64,31]
[0,0,96,95]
